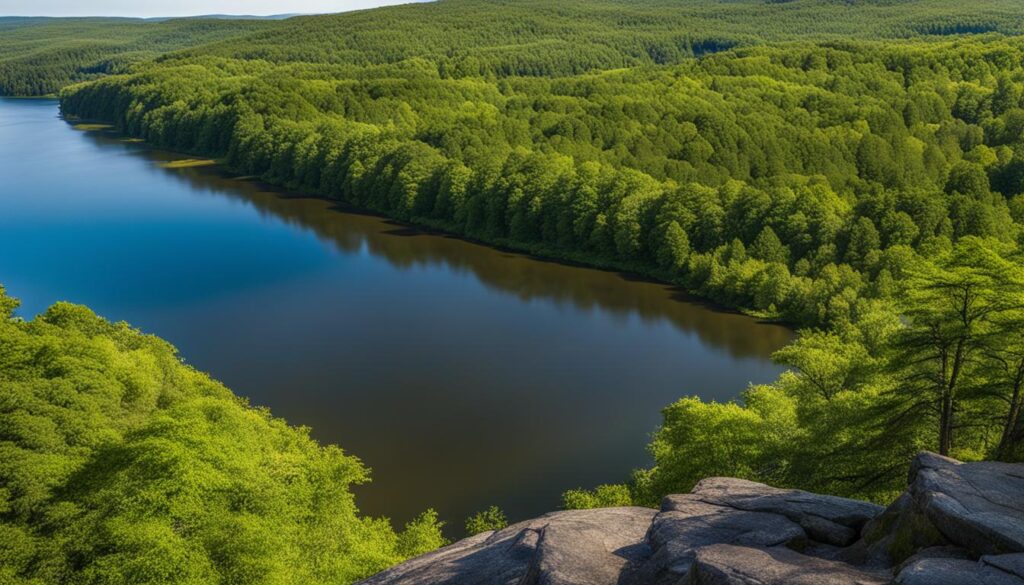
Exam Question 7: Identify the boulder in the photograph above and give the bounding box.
[984,554,1024,581]
[859,493,948,566]
[688,477,883,546]
[357,507,656,585]
[359,453,1024,585]
[895,545,971,572]
[684,544,890,585]
[895,556,1024,585]
[638,495,806,583]
[907,452,1024,556]
[523,509,655,585]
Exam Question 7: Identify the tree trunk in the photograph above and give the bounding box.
[1012,413,1024,457]
[939,392,954,456]
[997,361,1024,460]
[940,336,967,457]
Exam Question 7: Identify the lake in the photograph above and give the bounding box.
[0,97,792,531]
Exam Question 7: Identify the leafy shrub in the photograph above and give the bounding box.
[464,506,508,535]
[0,286,444,584]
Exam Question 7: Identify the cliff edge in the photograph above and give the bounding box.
[359,453,1024,584]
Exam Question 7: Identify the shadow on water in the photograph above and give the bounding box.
[56,121,796,533]
[81,130,793,361]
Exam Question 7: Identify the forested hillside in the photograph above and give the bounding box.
[0,17,273,95]
[160,0,1024,74]
[5,1,1024,580]
[0,286,443,584]
[61,33,1024,329]
[9,0,1024,97]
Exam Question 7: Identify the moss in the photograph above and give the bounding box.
[158,158,216,169]
[886,504,946,563]
[71,123,112,131]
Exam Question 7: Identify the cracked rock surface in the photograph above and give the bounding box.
[685,544,890,585]
[358,453,1024,584]
[358,507,656,585]
[905,452,1024,556]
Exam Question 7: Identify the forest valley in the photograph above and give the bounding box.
[3,1,1024,583]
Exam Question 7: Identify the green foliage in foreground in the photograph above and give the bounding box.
[464,506,508,536]
[562,484,634,510]
[0,287,444,585]
[567,237,1024,508]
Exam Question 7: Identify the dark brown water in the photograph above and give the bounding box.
[0,98,793,531]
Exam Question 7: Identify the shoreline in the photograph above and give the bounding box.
[62,109,796,332]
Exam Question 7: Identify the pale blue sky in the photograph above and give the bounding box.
[0,0,426,17]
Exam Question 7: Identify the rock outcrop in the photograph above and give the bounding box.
[359,453,1024,584]
[905,452,1024,556]
[686,544,889,585]
[637,478,883,584]
[359,507,657,585]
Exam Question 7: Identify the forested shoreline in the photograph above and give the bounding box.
[57,12,1024,492]
[52,2,1024,330]
[42,0,1024,503]
[5,1,1024,582]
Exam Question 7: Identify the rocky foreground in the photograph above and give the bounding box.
[360,452,1024,584]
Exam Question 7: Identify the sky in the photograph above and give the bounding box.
[0,0,426,17]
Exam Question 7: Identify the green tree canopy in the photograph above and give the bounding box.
[0,289,444,585]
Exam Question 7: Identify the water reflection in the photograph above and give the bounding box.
[0,98,794,534]
[87,131,793,360]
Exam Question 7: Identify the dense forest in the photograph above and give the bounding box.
[0,17,273,95]
[5,0,1024,581]
[53,1,1024,332]
[0,286,444,584]
[566,235,1024,508]
[8,0,1024,96]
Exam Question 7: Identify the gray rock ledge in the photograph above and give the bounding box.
[359,453,1024,584]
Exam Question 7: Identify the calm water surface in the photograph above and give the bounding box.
[0,98,793,530]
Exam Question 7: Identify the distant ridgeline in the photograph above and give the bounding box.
[0,17,274,95]
[4,0,1024,95]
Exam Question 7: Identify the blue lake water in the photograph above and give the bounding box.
[0,97,792,530]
